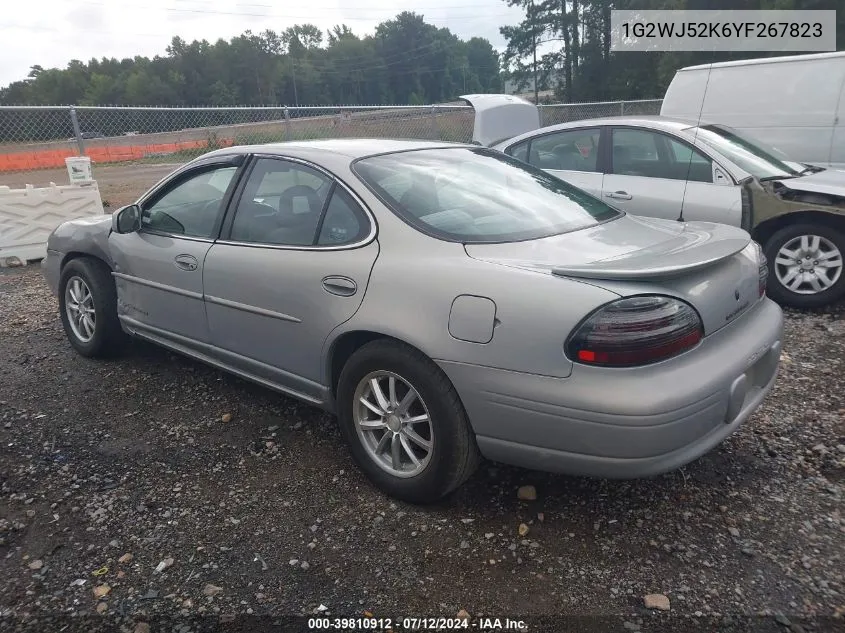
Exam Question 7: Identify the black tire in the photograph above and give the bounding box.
[763,223,845,309]
[336,339,480,504]
[58,257,127,358]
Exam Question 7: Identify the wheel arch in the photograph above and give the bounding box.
[752,210,845,247]
[61,251,113,273]
[325,329,439,399]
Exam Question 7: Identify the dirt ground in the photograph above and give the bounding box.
[0,163,181,210]
[0,266,844,633]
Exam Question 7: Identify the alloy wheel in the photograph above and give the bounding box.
[352,370,434,478]
[65,276,96,342]
[774,234,843,295]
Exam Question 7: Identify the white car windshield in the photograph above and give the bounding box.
[689,125,802,181]
[353,147,621,243]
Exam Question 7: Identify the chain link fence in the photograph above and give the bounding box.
[538,99,664,127]
[0,104,476,170]
[0,99,662,207]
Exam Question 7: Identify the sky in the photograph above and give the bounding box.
[2,0,526,87]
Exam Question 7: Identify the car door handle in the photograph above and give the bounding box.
[605,191,632,200]
[322,276,357,297]
[174,254,198,271]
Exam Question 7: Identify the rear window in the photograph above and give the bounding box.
[352,147,621,243]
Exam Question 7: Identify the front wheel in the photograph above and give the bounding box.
[764,223,845,309]
[336,340,479,504]
[58,257,127,357]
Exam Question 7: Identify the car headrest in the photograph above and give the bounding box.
[279,185,322,218]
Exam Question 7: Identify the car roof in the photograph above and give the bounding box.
[677,50,845,72]
[203,138,474,161]
[493,115,705,148]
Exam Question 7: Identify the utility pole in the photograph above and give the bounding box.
[462,65,467,93]
[291,57,299,106]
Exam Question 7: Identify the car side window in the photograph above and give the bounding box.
[316,187,370,245]
[666,137,714,184]
[141,165,237,238]
[507,141,529,163]
[230,158,332,246]
[611,129,661,177]
[611,128,715,183]
[528,129,601,172]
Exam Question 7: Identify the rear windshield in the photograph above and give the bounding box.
[353,147,621,243]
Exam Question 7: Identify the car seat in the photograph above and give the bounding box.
[552,144,587,171]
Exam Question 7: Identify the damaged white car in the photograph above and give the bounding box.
[463,94,845,308]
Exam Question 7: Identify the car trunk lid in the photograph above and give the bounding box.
[465,214,764,336]
[460,93,541,147]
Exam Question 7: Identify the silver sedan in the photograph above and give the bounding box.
[42,140,783,503]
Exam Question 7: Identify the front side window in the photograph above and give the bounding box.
[528,129,601,172]
[665,137,713,183]
[611,128,713,183]
[611,129,661,176]
[353,147,620,243]
[141,165,237,238]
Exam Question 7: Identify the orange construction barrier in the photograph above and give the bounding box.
[0,137,235,173]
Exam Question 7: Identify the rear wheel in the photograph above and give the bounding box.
[764,223,845,308]
[58,257,127,357]
[336,340,479,504]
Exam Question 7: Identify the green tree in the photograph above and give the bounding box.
[501,0,845,102]
[0,15,504,107]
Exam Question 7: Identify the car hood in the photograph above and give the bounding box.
[464,214,751,279]
[774,168,845,197]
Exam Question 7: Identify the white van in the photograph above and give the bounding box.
[660,52,845,170]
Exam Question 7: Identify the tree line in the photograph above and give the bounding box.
[500,0,845,102]
[3,0,844,110]
[0,12,502,107]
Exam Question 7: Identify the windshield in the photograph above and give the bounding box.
[353,147,621,243]
[688,125,801,181]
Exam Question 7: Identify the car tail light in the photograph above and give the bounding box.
[740,181,754,232]
[566,295,704,367]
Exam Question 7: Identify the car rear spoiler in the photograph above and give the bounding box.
[459,94,542,147]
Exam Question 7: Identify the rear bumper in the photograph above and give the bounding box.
[438,297,783,478]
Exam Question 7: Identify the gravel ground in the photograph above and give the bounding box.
[1,265,844,633]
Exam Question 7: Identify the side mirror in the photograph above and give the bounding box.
[112,204,141,234]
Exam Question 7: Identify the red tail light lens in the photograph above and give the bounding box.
[566,295,704,367]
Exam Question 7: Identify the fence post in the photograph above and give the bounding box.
[284,106,291,141]
[69,107,85,155]
[620,101,625,116]
[430,105,439,140]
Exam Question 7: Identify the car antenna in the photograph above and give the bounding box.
[677,58,714,224]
